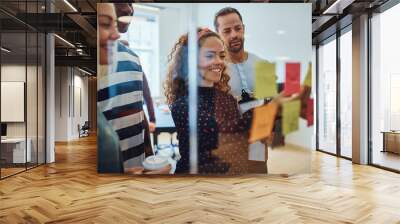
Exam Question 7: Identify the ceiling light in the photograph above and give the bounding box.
[63,0,78,12]
[1,47,11,53]
[132,4,160,12]
[276,30,286,35]
[54,34,75,48]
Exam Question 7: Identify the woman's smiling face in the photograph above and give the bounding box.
[98,4,120,65]
[198,36,226,85]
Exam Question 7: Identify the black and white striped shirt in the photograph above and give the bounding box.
[98,41,145,170]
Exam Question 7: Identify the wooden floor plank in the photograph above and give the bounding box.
[0,135,399,223]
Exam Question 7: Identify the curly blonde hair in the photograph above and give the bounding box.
[164,28,231,105]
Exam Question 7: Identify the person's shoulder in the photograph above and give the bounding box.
[247,52,270,63]
[170,96,188,111]
[117,41,139,57]
[215,89,236,103]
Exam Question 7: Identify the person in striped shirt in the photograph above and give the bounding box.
[97,3,123,173]
[98,3,170,174]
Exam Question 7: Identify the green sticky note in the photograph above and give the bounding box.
[255,61,277,99]
[303,62,312,87]
[282,100,301,135]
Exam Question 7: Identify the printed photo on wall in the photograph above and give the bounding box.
[97,2,313,175]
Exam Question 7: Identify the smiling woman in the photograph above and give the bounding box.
[164,28,268,174]
[97,3,120,66]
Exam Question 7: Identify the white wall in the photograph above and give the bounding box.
[1,64,46,163]
[54,67,89,141]
[157,4,190,99]
[196,3,312,82]
[55,66,68,141]
[1,65,36,137]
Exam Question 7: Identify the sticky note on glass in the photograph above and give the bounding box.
[283,62,301,96]
[249,101,278,143]
[255,61,277,99]
[306,98,314,127]
[282,100,301,135]
[303,62,312,87]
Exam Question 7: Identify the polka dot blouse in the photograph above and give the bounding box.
[170,87,261,174]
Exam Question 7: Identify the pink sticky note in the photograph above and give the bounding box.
[306,98,314,127]
[284,63,301,96]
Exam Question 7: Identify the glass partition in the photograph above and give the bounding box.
[1,30,28,177]
[371,4,400,171]
[97,3,312,175]
[0,0,46,179]
[339,28,352,158]
[317,36,337,155]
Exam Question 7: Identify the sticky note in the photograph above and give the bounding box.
[282,100,301,135]
[254,61,277,99]
[306,98,314,127]
[284,62,301,96]
[249,101,278,143]
[303,62,312,87]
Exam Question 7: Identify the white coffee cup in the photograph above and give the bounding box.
[142,155,169,171]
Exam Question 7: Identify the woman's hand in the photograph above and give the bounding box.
[149,122,156,133]
[272,91,300,105]
[125,167,145,175]
[125,164,172,175]
[144,164,172,174]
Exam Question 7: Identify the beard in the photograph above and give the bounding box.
[118,22,130,34]
[228,38,244,53]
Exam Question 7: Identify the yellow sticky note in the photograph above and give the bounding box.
[303,62,312,87]
[282,100,301,135]
[249,101,278,143]
[255,61,277,99]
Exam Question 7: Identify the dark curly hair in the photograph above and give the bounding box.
[164,28,231,105]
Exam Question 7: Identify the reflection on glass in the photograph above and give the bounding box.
[318,38,337,154]
[98,3,312,175]
[340,30,352,158]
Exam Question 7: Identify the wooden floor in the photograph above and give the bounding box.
[1,135,400,223]
[373,151,400,171]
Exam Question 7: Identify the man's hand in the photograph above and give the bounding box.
[144,164,172,174]
[125,166,145,175]
[149,122,156,133]
[124,164,172,175]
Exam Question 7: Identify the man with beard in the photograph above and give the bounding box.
[213,7,278,101]
[214,7,277,171]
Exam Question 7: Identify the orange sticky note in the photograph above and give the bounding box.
[249,101,278,143]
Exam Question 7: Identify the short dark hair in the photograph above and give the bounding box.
[214,7,243,32]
